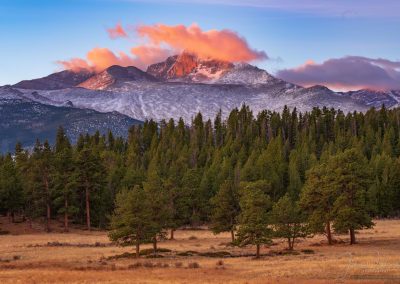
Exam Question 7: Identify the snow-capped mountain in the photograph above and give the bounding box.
[147,52,234,83]
[4,52,400,125]
[78,65,157,90]
[0,86,141,153]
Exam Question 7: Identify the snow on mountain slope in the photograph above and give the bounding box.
[215,63,283,85]
[0,92,141,153]
[4,52,400,125]
[339,89,399,107]
[13,80,369,123]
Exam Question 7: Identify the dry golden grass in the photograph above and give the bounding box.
[0,218,399,283]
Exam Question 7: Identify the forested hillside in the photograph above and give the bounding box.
[1,105,400,255]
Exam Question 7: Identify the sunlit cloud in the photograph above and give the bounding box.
[107,23,128,39]
[59,23,267,72]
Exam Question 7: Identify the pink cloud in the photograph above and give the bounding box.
[59,23,267,73]
[107,23,128,39]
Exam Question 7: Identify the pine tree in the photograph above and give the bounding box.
[75,145,106,230]
[300,163,337,245]
[0,154,23,222]
[143,161,172,255]
[29,140,54,232]
[329,149,373,244]
[235,185,273,258]
[53,127,76,232]
[270,194,309,250]
[210,180,240,242]
[109,187,156,258]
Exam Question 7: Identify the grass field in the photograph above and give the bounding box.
[0,218,399,283]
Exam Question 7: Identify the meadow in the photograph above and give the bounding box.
[0,218,399,283]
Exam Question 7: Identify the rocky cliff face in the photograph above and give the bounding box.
[147,52,234,82]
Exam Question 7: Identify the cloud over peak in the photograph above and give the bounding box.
[137,23,267,62]
[59,23,267,72]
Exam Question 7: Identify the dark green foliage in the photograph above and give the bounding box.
[300,163,337,245]
[329,149,374,244]
[0,154,23,221]
[235,184,273,258]
[270,194,310,250]
[1,105,400,244]
[109,187,155,258]
[210,180,240,241]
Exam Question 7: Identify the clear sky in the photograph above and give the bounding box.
[1,0,399,90]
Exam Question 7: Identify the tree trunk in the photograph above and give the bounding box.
[326,222,332,245]
[350,228,356,245]
[288,238,293,250]
[85,181,91,231]
[153,237,158,257]
[170,229,175,240]
[46,202,51,233]
[230,229,235,243]
[256,244,260,258]
[135,243,140,258]
[64,198,69,232]
[45,177,51,233]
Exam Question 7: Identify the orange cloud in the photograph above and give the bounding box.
[58,58,91,72]
[107,23,128,39]
[137,23,267,62]
[59,46,173,72]
[59,23,267,73]
[59,48,136,72]
[130,46,174,68]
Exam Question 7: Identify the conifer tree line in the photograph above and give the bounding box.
[1,105,400,256]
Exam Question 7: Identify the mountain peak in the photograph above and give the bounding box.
[13,69,93,90]
[78,65,157,90]
[147,51,234,82]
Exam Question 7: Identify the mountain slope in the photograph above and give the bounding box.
[0,88,141,153]
[147,52,234,82]
[78,65,158,90]
[4,53,400,127]
[13,70,93,90]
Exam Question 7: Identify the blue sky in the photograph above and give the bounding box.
[1,0,399,90]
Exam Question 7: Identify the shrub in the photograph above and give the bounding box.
[140,248,171,256]
[199,251,231,258]
[128,262,143,269]
[187,262,200,269]
[176,251,198,256]
[301,249,315,254]
[143,261,154,268]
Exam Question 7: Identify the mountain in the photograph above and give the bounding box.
[339,89,400,108]
[3,52,400,133]
[78,65,157,90]
[0,86,142,153]
[13,69,93,90]
[147,52,234,82]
